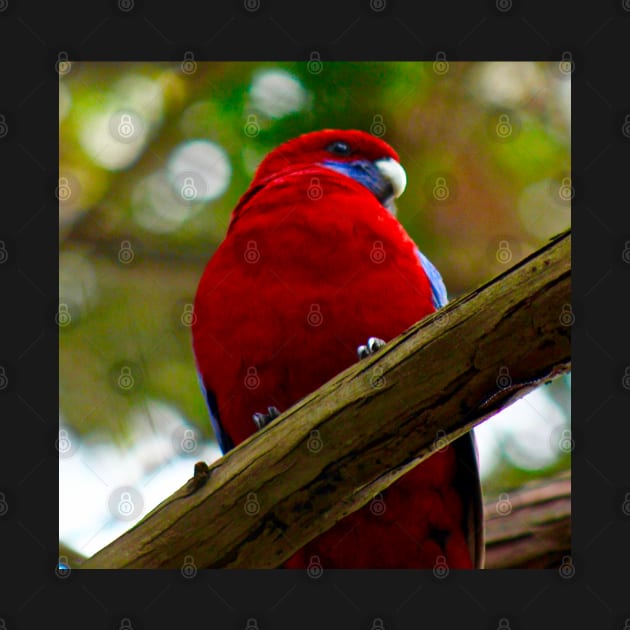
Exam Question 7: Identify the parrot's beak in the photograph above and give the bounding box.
[374,158,407,199]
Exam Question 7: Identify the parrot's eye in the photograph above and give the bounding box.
[326,141,352,156]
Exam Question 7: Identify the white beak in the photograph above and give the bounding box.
[374,157,407,199]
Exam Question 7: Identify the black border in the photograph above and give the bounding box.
[2,0,629,628]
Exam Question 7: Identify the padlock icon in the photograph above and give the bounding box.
[495,113,513,139]
[244,366,260,390]
[496,492,512,515]
[56,428,72,454]
[0,492,9,516]
[370,365,385,389]
[307,51,323,75]
[245,619,258,630]
[433,429,448,452]
[243,0,260,11]
[432,176,449,201]
[623,366,630,390]
[119,618,133,630]
[56,302,72,327]
[371,618,385,630]
[181,176,198,201]
[496,240,512,264]
[180,303,196,327]
[181,555,197,578]
[118,240,135,264]
[56,176,72,202]
[56,51,71,76]
[622,241,630,264]
[0,240,7,264]
[559,51,574,75]
[433,51,449,76]
[558,177,574,202]
[497,618,511,630]
[370,241,386,264]
[496,0,512,12]
[244,492,260,515]
[244,240,261,263]
[307,554,323,579]
[307,429,323,453]
[307,303,323,327]
[118,113,134,139]
[181,51,197,75]
[622,493,630,517]
[433,554,449,578]
[118,491,135,516]
[369,493,386,516]
[559,304,574,326]
[558,429,574,453]
[0,114,8,138]
[496,366,512,389]
[307,177,323,200]
[622,115,630,139]
[370,114,386,137]
[118,0,134,11]
[559,555,575,578]
[0,366,8,390]
[181,428,196,453]
[118,366,135,391]
[244,114,260,138]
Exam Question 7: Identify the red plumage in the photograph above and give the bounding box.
[192,129,482,569]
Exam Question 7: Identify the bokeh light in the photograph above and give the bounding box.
[248,69,310,119]
[166,139,231,202]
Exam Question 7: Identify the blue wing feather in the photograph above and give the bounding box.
[197,374,234,454]
[415,249,448,309]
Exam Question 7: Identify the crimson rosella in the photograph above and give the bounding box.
[192,129,483,569]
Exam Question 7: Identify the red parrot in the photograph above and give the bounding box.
[192,129,483,569]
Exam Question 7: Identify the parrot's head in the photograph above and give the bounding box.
[252,129,407,210]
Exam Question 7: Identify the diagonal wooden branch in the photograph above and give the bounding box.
[82,230,571,569]
[67,473,572,569]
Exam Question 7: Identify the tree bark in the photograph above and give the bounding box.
[81,230,571,569]
[484,473,571,569]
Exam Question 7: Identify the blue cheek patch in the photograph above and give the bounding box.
[321,159,393,205]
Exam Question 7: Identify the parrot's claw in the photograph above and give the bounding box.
[253,406,280,431]
[357,337,386,360]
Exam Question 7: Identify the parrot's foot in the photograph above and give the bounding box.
[357,337,386,360]
[252,406,280,431]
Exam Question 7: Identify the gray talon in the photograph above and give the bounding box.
[357,337,386,359]
[368,337,385,352]
[252,406,280,431]
[253,413,266,430]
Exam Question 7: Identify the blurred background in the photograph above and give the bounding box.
[58,61,571,559]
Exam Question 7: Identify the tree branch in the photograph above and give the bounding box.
[81,230,571,569]
[66,473,571,569]
[484,473,571,569]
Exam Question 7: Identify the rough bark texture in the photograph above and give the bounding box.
[484,473,571,569]
[81,230,571,569]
